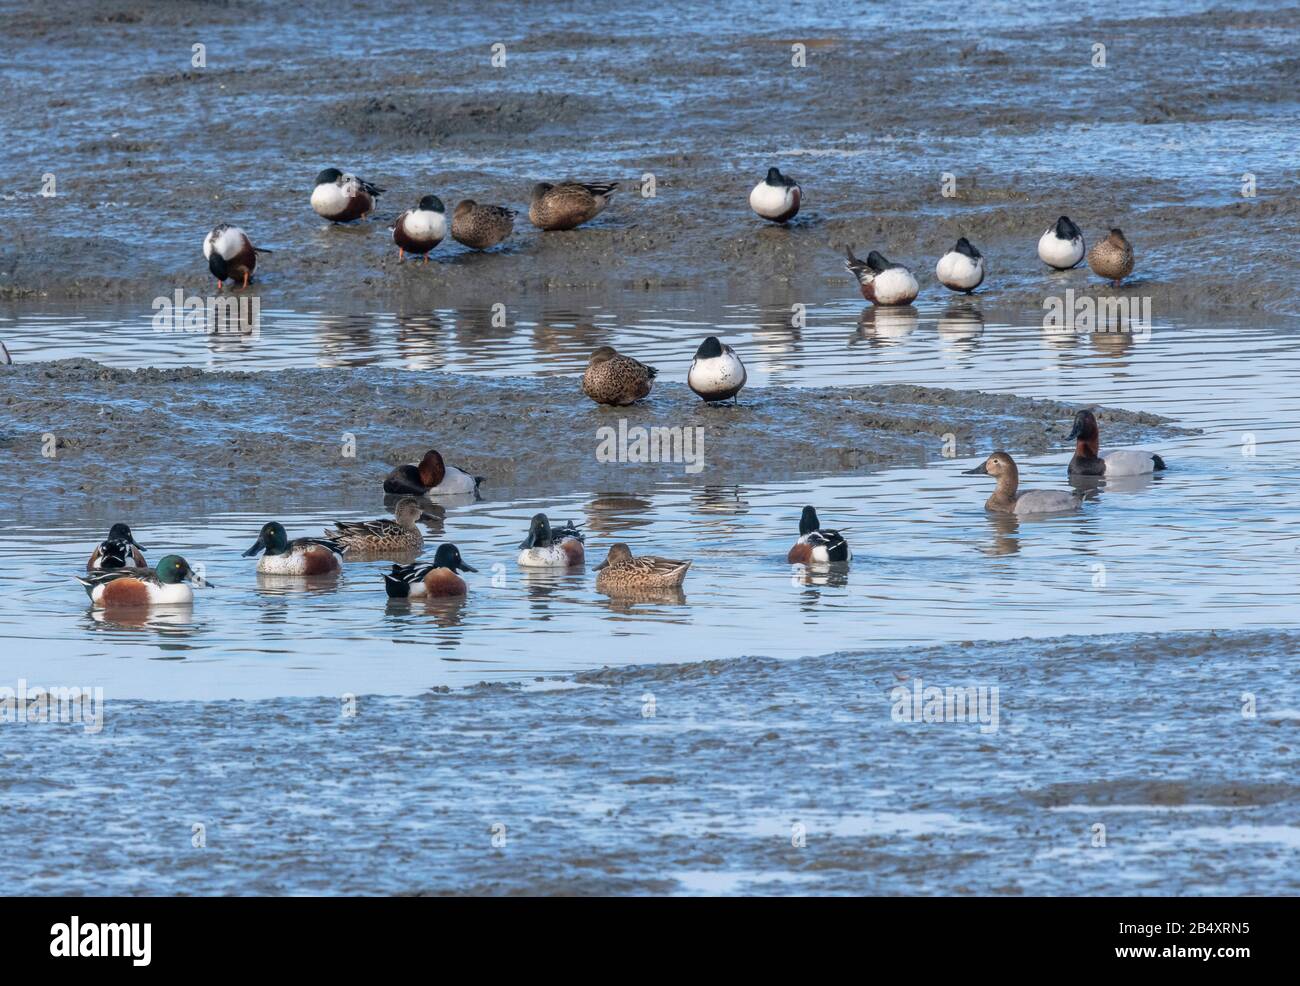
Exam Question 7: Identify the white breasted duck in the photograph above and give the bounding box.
[787,506,851,565]
[243,522,345,575]
[1037,216,1085,270]
[311,168,384,222]
[517,514,585,568]
[964,452,1083,515]
[688,336,747,404]
[845,247,920,306]
[936,237,985,294]
[1067,409,1166,477]
[749,167,801,223]
[393,195,447,262]
[383,449,483,497]
[203,224,271,290]
[383,543,477,599]
[76,555,203,607]
[87,523,147,571]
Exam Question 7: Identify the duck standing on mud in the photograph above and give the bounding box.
[582,346,657,405]
[203,223,271,290]
[749,167,801,223]
[844,248,920,306]
[1037,216,1085,270]
[688,336,747,404]
[392,195,447,262]
[936,237,985,294]
[452,200,517,250]
[1087,228,1135,287]
[311,168,384,222]
[529,181,618,231]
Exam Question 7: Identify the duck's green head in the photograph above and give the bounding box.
[243,521,288,557]
[434,543,477,573]
[155,555,195,585]
[519,513,552,549]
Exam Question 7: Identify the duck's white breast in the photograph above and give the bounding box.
[936,252,982,289]
[517,546,569,568]
[1037,230,1084,268]
[311,183,349,216]
[749,181,793,218]
[873,268,919,305]
[689,352,746,391]
[404,209,446,240]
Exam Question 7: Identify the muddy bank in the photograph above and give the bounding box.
[2,626,1295,895]
[0,359,1186,513]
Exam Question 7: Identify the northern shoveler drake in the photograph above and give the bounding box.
[1087,228,1135,286]
[582,346,657,406]
[383,543,477,599]
[86,523,147,571]
[749,167,801,223]
[324,498,435,554]
[786,506,851,565]
[451,200,516,250]
[529,181,618,231]
[1038,216,1085,270]
[845,247,920,306]
[936,237,985,294]
[242,522,344,574]
[688,336,747,404]
[594,542,691,591]
[203,224,271,291]
[517,514,585,568]
[383,449,484,497]
[964,452,1083,515]
[1067,409,1166,477]
[311,168,384,222]
[393,195,447,262]
[76,554,203,607]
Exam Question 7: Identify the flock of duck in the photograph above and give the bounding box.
[76,166,1154,610]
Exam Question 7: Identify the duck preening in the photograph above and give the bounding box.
[688,336,747,404]
[936,237,985,294]
[310,168,383,222]
[393,195,447,261]
[1067,409,1166,477]
[87,523,147,571]
[451,200,517,250]
[383,449,484,497]
[529,181,618,231]
[384,544,477,599]
[1037,215,1085,270]
[76,555,203,607]
[243,522,344,575]
[964,452,1083,515]
[594,542,691,591]
[582,346,657,405]
[787,506,851,564]
[203,224,270,290]
[1087,228,1135,286]
[749,167,801,223]
[845,247,920,306]
[517,513,585,568]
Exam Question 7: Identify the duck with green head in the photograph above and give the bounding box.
[384,543,477,598]
[76,554,206,607]
[243,521,345,575]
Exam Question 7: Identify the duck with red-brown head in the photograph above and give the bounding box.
[1067,409,1167,477]
[383,449,483,497]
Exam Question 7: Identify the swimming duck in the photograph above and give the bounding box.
[383,449,484,496]
[203,224,271,290]
[393,195,447,262]
[242,522,344,575]
[844,248,920,306]
[786,506,851,564]
[383,543,477,598]
[1037,216,1085,270]
[1087,228,1135,286]
[76,555,202,607]
[451,200,516,250]
[517,514,585,568]
[964,452,1083,515]
[1067,409,1166,477]
[594,542,691,591]
[311,168,383,222]
[936,237,985,294]
[688,336,747,404]
[749,167,801,223]
[324,498,435,554]
[582,346,657,405]
[529,181,618,231]
[87,523,147,571]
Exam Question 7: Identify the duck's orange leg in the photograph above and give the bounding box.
[242,270,250,289]
[215,279,223,292]
[398,248,404,262]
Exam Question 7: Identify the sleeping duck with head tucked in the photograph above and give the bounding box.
[384,449,484,497]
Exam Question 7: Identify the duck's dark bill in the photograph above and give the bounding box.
[963,462,989,475]
[241,538,265,557]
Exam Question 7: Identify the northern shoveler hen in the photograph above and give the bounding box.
[517,514,585,568]
[203,224,271,290]
[324,498,435,554]
[688,336,747,404]
[749,167,801,223]
[594,542,691,591]
[451,200,516,250]
[311,168,384,222]
[242,522,345,574]
[582,346,657,405]
[845,248,920,306]
[529,181,618,231]
[383,449,484,496]
[393,195,447,262]
[964,452,1083,515]
[76,554,203,607]
[936,237,985,294]
[786,506,851,565]
[86,523,147,570]
[383,543,477,599]
[1038,216,1085,270]
[1087,228,1135,286]
[1067,409,1166,477]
